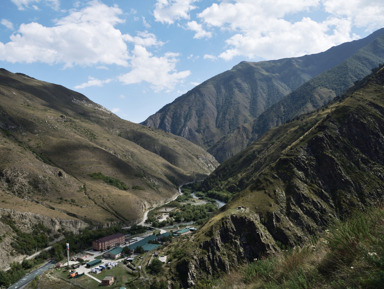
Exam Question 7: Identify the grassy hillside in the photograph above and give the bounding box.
[0,68,218,226]
[202,205,384,289]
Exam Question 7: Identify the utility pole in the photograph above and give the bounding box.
[66,243,70,268]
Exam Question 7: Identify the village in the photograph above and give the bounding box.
[55,225,196,288]
[48,186,219,288]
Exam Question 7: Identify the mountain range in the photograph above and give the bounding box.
[1,28,384,285]
[143,28,384,162]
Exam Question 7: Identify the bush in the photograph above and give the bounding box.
[89,172,129,190]
[135,246,145,254]
[147,258,163,274]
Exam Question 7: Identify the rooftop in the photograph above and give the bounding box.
[94,233,124,243]
[105,246,123,255]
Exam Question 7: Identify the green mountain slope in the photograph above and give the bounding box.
[210,30,384,162]
[143,29,384,158]
[0,69,218,226]
[169,65,384,287]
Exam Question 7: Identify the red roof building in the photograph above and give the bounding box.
[92,233,125,251]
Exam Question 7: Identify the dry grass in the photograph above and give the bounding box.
[0,69,218,226]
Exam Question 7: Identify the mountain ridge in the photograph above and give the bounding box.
[143,28,384,162]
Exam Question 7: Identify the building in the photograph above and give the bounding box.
[173,228,191,236]
[103,246,123,259]
[93,233,125,251]
[86,259,102,268]
[101,276,115,286]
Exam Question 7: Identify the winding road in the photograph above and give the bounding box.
[138,184,183,226]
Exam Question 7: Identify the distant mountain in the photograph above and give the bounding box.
[143,28,384,162]
[210,29,384,161]
[0,69,218,226]
[171,65,384,288]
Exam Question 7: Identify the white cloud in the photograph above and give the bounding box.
[1,19,14,30]
[74,76,112,89]
[186,21,212,39]
[203,54,217,60]
[118,45,190,92]
[11,0,59,10]
[323,0,384,32]
[123,31,163,47]
[0,1,129,67]
[142,17,151,29]
[197,0,360,60]
[219,17,354,60]
[111,107,120,113]
[154,0,198,24]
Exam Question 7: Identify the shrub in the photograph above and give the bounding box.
[147,258,163,274]
[89,172,129,190]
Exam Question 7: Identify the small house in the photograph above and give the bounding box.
[102,276,115,286]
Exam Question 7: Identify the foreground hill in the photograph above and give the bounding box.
[0,68,217,227]
[170,65,384,287]
[143,28,384,162]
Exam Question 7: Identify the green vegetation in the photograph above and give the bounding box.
[134,246,145,254]
[213,205,384,289]
[89,172,129,190]
[147,258,163,275]
[201,190,234,203]
[0,262,27,288]
[169,203,217,224]
[0,251,53,288]
[1,215,51,255]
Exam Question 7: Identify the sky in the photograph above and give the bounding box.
[0,0,384,123]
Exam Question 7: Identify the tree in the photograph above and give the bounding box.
[134,246,144,254]
[122,246,132,256]
[147,258,163,274]
[0,270,10,287]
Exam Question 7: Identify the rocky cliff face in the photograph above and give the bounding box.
[176,213,278,287]
[173,66,384,287]
[0,208,88,270]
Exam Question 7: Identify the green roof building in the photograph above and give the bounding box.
[103,246,123,259]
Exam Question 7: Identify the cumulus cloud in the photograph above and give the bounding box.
[118,45,190,92]
[74,76,112,89]
[219,17,354,60]
[323,0,384,31]
[1,19,14,30]
[1,1,191,92]
[196,0,361,60]
[0,1,129,67]
[11,0,59,10]
[154,0,198,24]
[186,21,212,39]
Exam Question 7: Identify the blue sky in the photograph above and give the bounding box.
[1,0,384,123]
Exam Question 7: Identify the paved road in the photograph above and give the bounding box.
[8,260,56,289]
